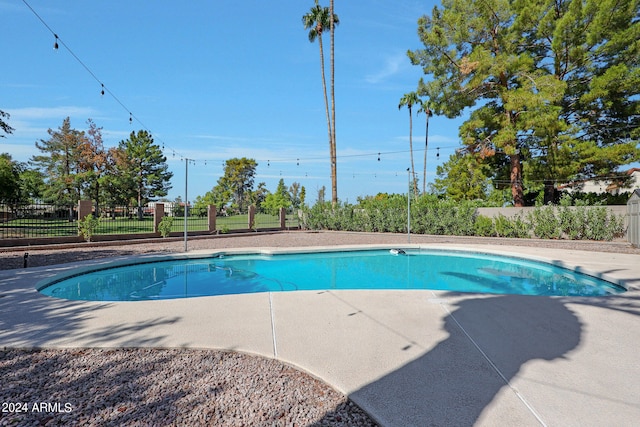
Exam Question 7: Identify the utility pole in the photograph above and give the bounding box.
[407,168,411,243]
[184,158,190,252]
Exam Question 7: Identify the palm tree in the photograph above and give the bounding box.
[303,1,339,206]
[417,100,433,194]
[329,0,337,207]
[399,92,420,197]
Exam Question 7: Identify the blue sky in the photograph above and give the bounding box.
[1,0,467,203]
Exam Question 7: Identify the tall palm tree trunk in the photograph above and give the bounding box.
[409,111,417,197]
[329,0,337,206]
[422,114,429,194]
[318,36,333,205]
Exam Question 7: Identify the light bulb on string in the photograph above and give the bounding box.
[53,34,59,50]
[101,84,105,96]
[377,153,381,161]
[436,147,440,159]
[297,158,299,166]
[129,113,132,125]
[267,160,270,167]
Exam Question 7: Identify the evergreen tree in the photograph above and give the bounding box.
[116,130,173,219]
[431,153,492,201]
[31,117,86,211]
[209,158,258,214]
[0,110,14,138]
[409,0,639,206]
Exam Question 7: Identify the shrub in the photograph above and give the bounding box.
[494,213,529,238]
[585,206,626,241]
[474,215,495,237]
[158,215,174,238]
[528,205,561,239]
[77,214,100,242]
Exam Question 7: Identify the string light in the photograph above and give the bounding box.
[23,0,460,176]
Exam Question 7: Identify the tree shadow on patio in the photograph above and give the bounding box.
[345,294,583,426]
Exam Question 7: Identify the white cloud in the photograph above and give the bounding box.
[364,53,408,84]
[6,106,97,120]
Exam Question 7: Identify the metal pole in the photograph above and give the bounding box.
[407,168,411,243]
[184,159,188,252]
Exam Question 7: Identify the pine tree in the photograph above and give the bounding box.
[409,0,639,206]
[31,117,86,212]
[116,130,173,219]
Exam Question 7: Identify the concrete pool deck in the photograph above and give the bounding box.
[1,242,639,426]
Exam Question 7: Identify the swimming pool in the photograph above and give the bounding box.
[37,248,625,301]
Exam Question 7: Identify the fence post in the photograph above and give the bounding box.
[279,207,286,230]
[248,205,256,230]
[154,203,165,234]
[78,200,92,220]
[208,204,217,232]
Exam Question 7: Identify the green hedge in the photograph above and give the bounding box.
[302,195,625,241]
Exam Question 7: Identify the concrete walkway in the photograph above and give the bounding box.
[1,243,639,426]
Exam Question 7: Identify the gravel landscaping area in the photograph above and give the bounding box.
[1,231,638,426]
[0,348,375,427]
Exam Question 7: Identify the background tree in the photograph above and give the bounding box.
[31,117,86,216]
[262,179,292,216]
[101,146,136,213]
[517,0,640,200]
[299,185,307,208]
[19,168,46,202]
[76,119,109,212]
[431,153,492,201]
[289,182,303,209]
[116,130,173,219]
[0,110,14,138]
[208,157,258,214]
[398,91,420,197]
[249,182,269,212]
[303,1,339,206]
[409,0,639,206]
[0,153,23,202]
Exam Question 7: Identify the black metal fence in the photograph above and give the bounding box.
[0,202,78,238]
[1,201,300,240]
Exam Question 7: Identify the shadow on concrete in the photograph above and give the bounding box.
[0,274,180,347]
[346,294,583,426]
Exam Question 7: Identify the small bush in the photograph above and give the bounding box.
[474,215,495,237]
[494,214,529,238]
[158,215,174,238]
[528,205,561,239]
[78,214,100,242]
[585,206,626,241]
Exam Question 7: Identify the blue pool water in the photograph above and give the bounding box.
[38,249,625,301]
[40,250,625,301]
